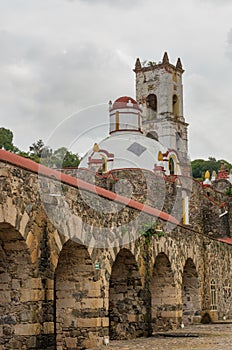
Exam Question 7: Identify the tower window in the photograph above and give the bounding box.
[169,157,175,175]
[172,94,179,117]
[146,94,157,112]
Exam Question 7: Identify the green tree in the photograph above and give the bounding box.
[29,139,46,157]
[53,147,80,168]
[31,145,80,168]
[191,157,232,179]
[29,139,53,163]
[63,150,80,167]
[0,127,14,151]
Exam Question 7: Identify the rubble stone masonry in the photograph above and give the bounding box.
[0,159,232,349]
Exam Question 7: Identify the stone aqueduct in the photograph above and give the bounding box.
[0,150,232,350]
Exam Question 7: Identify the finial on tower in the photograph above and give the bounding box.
[176,57,183,70]
[162,52,169,64]
[135,57,142,70]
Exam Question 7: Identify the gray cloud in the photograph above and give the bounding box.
[70,0,141,7]
[193,0,232,5]
[226,28,232,60]
[0,0,232,162]
[0,28,133,151]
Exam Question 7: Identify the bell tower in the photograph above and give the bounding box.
[134,52,189,174]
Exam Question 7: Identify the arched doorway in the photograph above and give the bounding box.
[109,248,147,339]
[182,258,201,325]
[151,253,179,331]
[55,240,103,349]
[0,223,37,349]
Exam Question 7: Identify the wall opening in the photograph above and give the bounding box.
[172,94,179,117]
[0,223,38,349]
[55,240,104,349]
[151,253,179,331]
[146,94,157,120]
[109,248,147,340]
[182,258,201,325]
[169,157,175,175]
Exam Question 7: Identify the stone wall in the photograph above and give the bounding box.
[76,168,232,239]
[189,179,232,238]
[55,242,107,350]
[0,161,232,349]
[109,248,148,339]
[151,252,180,331]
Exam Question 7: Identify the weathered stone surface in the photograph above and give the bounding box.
[0,161,231,350]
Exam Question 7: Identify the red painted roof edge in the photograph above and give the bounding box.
[114,96,138,104]
[0,150,179,225]
[217,238,232,245]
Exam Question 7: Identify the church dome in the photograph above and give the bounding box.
[79,128,167,174]
[79,95,182,176]
[112,96,140,110]
[109,96,142,134]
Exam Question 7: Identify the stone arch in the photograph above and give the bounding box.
[0,222,42,349]
[109,248,147,340]
[146,93,157,120]
[151,252,179,331]
[182,258,201,325]
[146,93,157,111]
[0,197,30,244]
[150,238,181,287]
[55,240,104,349]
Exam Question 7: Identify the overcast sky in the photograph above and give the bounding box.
[0,0,232,162]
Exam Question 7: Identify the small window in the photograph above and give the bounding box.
[210,279,217,310]
[169,157,175,175]
[172,94,179,117]
[146,94,157,112]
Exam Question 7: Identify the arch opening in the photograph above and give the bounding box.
[0,223,41,349]
[55,240,105,349]
[172,94,179,117]
[151,253,180,331]
[146,94,157,120]
[109,248,147,340]
[182,258,201,325]
[169,157,175,175]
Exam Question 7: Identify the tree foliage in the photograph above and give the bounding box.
[2,126,231,175]
[191,158,232,179]
[41,146,80,168]
[0,127,14,151]
[0,127,80,168]
[30,142,80,168]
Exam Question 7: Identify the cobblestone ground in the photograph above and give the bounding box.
[92,323,232,350]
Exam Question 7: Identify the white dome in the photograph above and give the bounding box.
[79,131,167,173]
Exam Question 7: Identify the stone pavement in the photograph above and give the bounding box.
[91,323,232,350]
